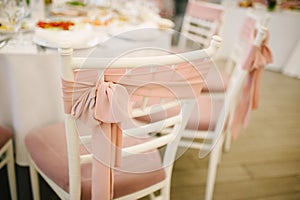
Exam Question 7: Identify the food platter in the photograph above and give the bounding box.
[32,20,101,49]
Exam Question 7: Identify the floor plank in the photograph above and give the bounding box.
[1,71,299,200]
[171,71,300,200]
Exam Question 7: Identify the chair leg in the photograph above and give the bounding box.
[149,193,156,200]
[7,140,18,200]
[217,135,224,164]
[224,130,231,152]
[160,181,170,200]
[205,138,222,200]
[28,160,40,200]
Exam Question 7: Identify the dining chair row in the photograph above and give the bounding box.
[179,7,273,199]
[134,13,271,200]
[1,2,272,200]
[172,2,272,199]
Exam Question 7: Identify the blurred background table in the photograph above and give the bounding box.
[219,0,300,76]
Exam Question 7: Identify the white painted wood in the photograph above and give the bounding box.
[178,1,223,50]
[28,159,41,200]
[178,24,268,200]
[0,139,18,200]
[27,36,221,200]
[6,140,17,200]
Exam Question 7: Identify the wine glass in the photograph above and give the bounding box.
[3,0,30,33]
[2,0,30,45]
[0,0,9,18]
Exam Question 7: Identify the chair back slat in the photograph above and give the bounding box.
[178,0,223,49]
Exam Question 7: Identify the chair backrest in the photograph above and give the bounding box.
[207,24,268,156]
[178,0,223,50]
[224,11,270,74]
[59,36,221,199]
[179,24,267,158]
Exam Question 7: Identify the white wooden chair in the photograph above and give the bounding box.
[24,36,221,200]
[178,0,223,50]
[197,12,271,152]
[218,13,271,152]
[0,126,17,200]
[178,25,268,200]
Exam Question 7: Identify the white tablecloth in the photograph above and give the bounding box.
[218,1,300,74]
[0,54,64,166]
[0,28,172,166]
[282,39,300,79]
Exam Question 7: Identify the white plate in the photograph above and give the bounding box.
[32,23,101,49]
[32,35,100,49]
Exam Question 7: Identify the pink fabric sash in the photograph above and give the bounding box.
[231,32,273,139]
[61,59,212,199]
[62,78,130,200]
[186,0,223,22]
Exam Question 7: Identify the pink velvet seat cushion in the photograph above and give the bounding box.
[202,69,230,93]
[185,96,223,131]
[25,122,165,199]
[135,96,223,131]
[0,126,13,148]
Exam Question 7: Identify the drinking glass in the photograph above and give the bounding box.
[3,0,30,33]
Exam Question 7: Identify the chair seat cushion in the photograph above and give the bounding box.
[25,122,165,199]
[135,95,223,131]
[202,69,230,93]
[0,126,13,148]
[186,96,223,131]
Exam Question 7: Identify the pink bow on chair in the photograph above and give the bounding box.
[232,32,273,139]
[62,77,130,200]
[186,0,223,22]
[249,33,273,109]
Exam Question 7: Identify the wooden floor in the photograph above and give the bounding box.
[170,70,300,200]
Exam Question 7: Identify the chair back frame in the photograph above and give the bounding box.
[178,23,268,200]
[181,24,267,155]
[178,0,223,49]
[56,36,222,200]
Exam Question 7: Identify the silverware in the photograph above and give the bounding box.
[0,35,12,43]
[0,37,11,49]
[36,44,47,52]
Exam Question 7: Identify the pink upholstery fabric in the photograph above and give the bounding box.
[62,78,128,200]
[0,126,12,148]
[135,95,223,131]
[24,122,165,199]
[186,0,223,22]
[239,17,256,43]
[202,69,230,93]
[187,96,223,131]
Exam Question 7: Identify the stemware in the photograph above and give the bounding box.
[2,0,30,33]
[1,0,30,45]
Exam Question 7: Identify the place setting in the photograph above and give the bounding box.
[0,0,176,52]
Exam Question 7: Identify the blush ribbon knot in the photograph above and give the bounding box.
[232,32,273,138]
[62,78,130,200]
